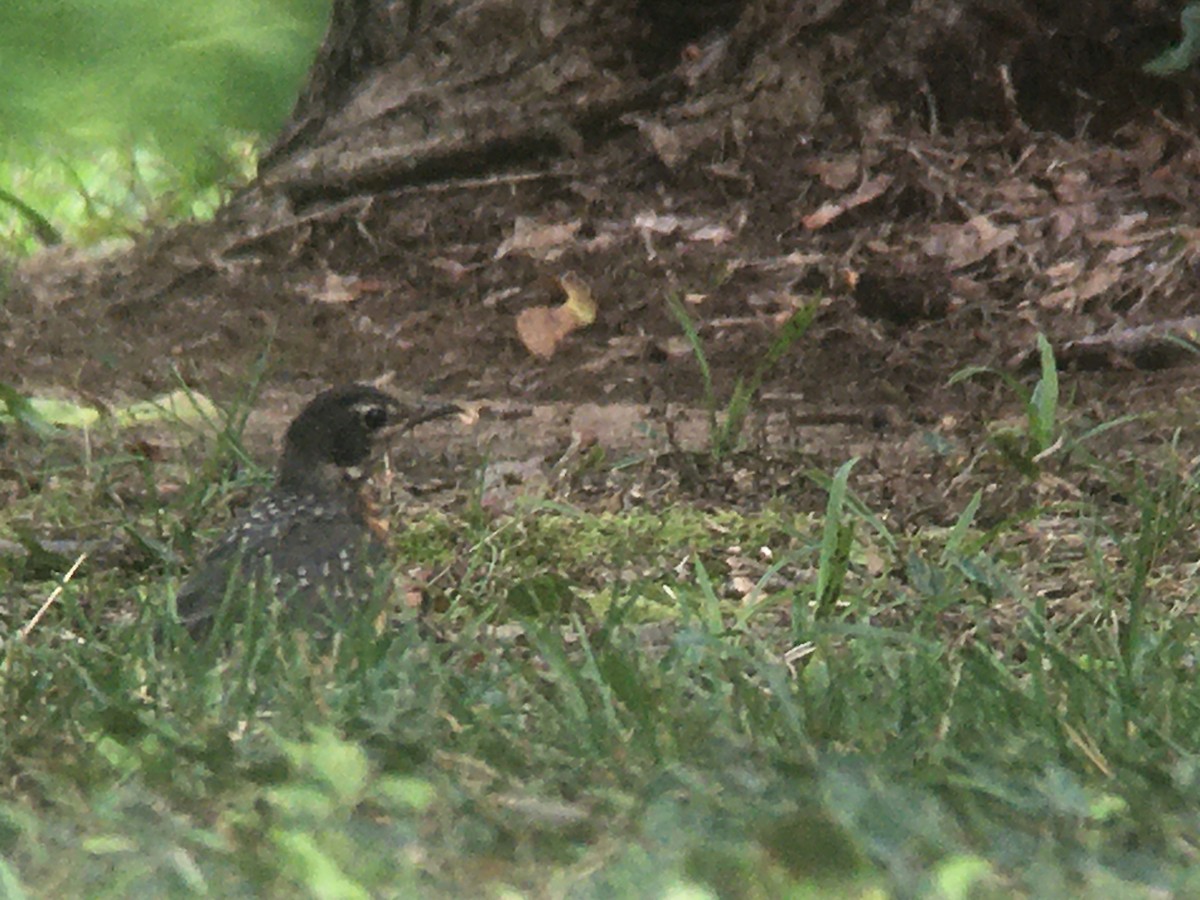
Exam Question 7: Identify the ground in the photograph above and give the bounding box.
[4,6,1200,895]
[5,4,1200,528]
[7,4,1200,619]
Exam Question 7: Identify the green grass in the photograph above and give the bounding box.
[0,0,330,254]
[665,295,815,461]
[4,404,1200,897]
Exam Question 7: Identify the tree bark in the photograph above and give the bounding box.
[258,0,703,206]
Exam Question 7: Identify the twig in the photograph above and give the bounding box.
[20,552,88,640]
[225,169,564,257]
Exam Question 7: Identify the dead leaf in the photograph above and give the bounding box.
[1087,213,1151,245]
[397,565,436,610]
[803,156,858,190]
[516,306,575,359]
[687,223,735,244]
[431,257,475,282]
[403,583,425,610]
[730,575,756,597]
[658,336,693,357]
[633,211,683,235]
[1103,245,1146,265]
[560,272,597,326]
[155,481,184,501]
[308,271,362,304]
[482,286,521,309]
[923,215,1017,270]
[1038,263,1123,312]
[1074,266,1121,302]
[365,510,390,540]
[1049,205,1097,243]
[1050,317,1200,371]
[516,272,598,359]
[454,402,483,426]
[580,336,651,372]
[1044,260,1083,284]
[628,116,685,168]
[495,217,582,261]
[802,173,893,230]
[1125,124,1168,171]
[1052,170,1092,204]
[1038,288,1077,311]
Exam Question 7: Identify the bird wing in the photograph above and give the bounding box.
[174,493,385,635]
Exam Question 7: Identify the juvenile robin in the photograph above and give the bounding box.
[174,384,457,637]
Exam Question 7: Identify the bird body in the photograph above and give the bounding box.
[174,384,456,637]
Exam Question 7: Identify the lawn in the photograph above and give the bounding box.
[3,382,1200,899]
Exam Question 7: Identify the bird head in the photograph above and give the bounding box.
[278,384,458,493]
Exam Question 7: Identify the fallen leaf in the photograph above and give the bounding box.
[454,402,483,426]
[923,215,1017,270]
[1087,213,1151,245]
[115,390,219,428]
[482,286,522,309]
[802,173,893,230]
[1074,266,1121,302]
[1051,170,1092,204]
[403,583,425,610]
[658,336,693,357]
[517,306,576,359]
[580,336,651,372]
[1103,245,1146,265]
[803,156,858,190]
[628,116,685,168]
[1050,316,1200,370]
[633,211,683,235]
[1038,263,1123,312]
[1044,260,1084,284]
[687,223,734,243]
[155,480,184,501]
[308,271,362,304]
[495,217,581,261]
[1038,288,1077,311]
[731,575,756,597]
[560,272,597,326]
[431,257,474,281]
[516,273,598,359]
[1048,204,1097,242]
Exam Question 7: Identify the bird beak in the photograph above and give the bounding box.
[396,401,463,433]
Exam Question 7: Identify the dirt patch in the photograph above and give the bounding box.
[4,2,1200,527]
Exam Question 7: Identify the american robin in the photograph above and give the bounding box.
[174,384,458,637]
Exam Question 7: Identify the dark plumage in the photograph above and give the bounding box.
[174,384,457,637]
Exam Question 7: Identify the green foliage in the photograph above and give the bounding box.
[0,0,331,253]
[812,457,856,623]
[950,334,1141,483]
[7,382,1200,895]
[0,382,219,432]
[0,381,55,437]
[1100,449,1200,691]
[1144,3,1200,75]
[950,333,1062,476]
[666,295,815,459]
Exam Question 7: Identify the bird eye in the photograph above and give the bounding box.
[362,405,389,429]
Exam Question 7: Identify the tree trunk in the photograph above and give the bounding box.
[257,0,740,205]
